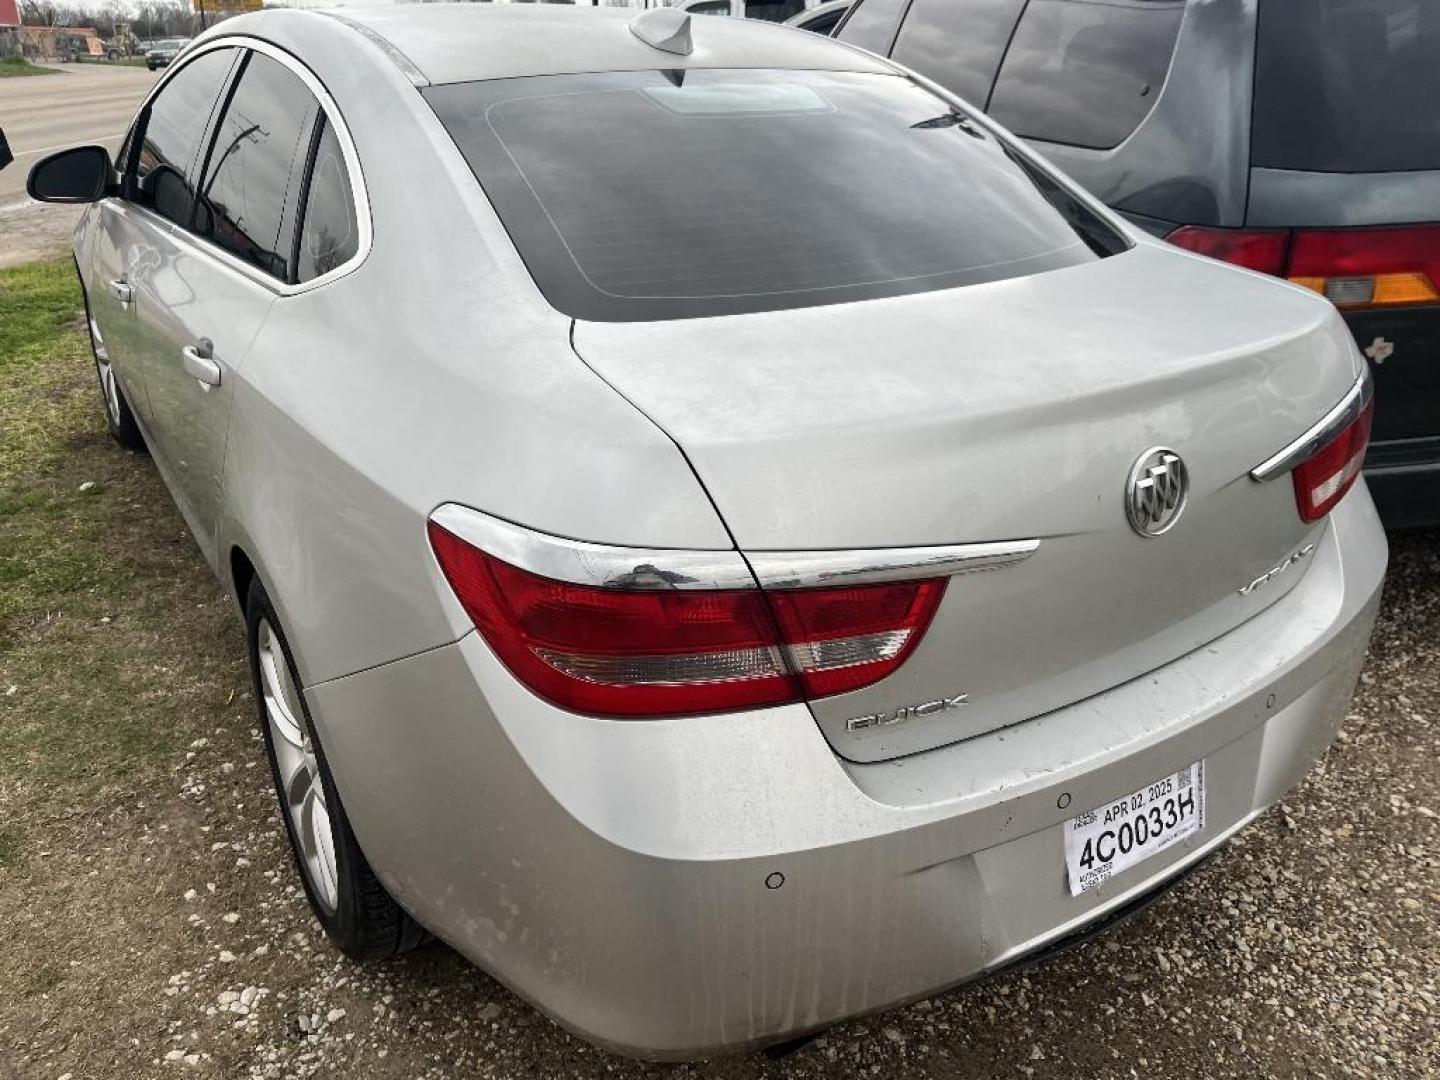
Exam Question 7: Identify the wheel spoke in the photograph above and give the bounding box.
[302,785,339,907]
[309,794,338,904]
[282,750,311,810]
[258,635,304,749]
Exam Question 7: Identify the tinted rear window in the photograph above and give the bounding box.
[1253,0,1440,173]
[425,70,1124,321]
[988,0,1184,151]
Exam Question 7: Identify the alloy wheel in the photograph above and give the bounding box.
[257,619,339,913]
[89,317,122,428]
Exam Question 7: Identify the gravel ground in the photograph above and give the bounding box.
[2,530,1433,1080]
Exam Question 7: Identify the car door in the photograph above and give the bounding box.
[126,46,322,568]
[90,46,240,433]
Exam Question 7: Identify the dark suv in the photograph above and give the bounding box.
[837,0,1439,528]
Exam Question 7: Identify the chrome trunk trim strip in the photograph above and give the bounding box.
[1250,371,1373,483]
[430,504,1041,592]
[745,540,1041,590]
[429,504,756,590]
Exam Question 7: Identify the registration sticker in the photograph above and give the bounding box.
[1063,761,1205,897]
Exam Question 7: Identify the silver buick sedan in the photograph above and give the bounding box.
[26,4,1386,1059]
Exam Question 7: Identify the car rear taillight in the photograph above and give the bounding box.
[1165,226,1290,274]
[1291,397,1375,523]
[428,522,946,718]
[1287,226,1440,309]
[1166,224,1440,310]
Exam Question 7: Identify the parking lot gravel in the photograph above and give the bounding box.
[0,267,1436,1077]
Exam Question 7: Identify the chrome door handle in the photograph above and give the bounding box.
[181,339,222,388]
[109,278,133,305]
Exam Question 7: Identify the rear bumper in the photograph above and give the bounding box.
[1366,437,1440,529]
[305,486,1387,1059]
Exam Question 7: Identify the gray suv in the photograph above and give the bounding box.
[838,0,1440,528]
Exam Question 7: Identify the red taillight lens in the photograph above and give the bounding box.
[1166,224,1440,309]
[1291,398,1374,522]
[1166,225,1290,274]
[767,580,946,698]
[428,522,947,718]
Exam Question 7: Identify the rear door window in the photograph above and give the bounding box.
[426,69,1126,322]
[1253,0,1440,173]
[833,0,908,54]
[889,0,1026,107]
[988,0,1184,151]
[130,48,236,228]
[193,51,320,280]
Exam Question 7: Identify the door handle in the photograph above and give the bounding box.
[181,339,222,388]
[109,278,133,305]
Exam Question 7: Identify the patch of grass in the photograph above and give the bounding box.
[0,261,91,480]
[0,56,60,77]
[0,258,84,375]
[0,258,244,791]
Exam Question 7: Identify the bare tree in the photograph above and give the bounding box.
[19,0,60,28]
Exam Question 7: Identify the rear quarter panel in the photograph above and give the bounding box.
[213,11,730,686]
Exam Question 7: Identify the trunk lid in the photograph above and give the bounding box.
[572,242,1362,760]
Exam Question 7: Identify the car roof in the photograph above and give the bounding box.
[311,3,894,86]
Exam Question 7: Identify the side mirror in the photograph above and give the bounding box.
[27,145,115,204]
[0,128,12,172]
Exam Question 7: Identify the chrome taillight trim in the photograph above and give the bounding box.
[745,540,1040,590]
[429,503,756,590]
[1250,371,1374,483]
[430,504,1042,592]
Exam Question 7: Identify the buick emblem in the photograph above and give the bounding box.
[1125,447,1188,537]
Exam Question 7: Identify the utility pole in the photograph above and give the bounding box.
[196,0,207,32]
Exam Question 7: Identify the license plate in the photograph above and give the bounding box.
[1063,761,1205,897]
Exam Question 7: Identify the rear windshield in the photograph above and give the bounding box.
[425,70,1126,321]
[1253,0,1440,173]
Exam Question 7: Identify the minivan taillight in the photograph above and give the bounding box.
[1164,226,1290,274]
[1292,398,1374,523]
[428,522,946,718]
[1288,226,1440,309]
[1166,224,1440,310]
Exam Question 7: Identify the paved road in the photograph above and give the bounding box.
[0,64,157,267]
[0,63,157,205]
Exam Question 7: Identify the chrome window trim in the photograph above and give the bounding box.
[745,539,1040,589]
[1250,371,1373,483]
[113,34,372,297]
[429,504,757,591]
[430,503,1040,592]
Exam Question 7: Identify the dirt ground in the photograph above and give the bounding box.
[0,260,1437,1080]
[0,203,83,269]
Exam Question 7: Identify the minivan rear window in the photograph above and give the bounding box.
[425,70,1125,321]
[1253,0,1440,174]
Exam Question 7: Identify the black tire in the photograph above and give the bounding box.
[77,277,147,453]
[245,577,428,961]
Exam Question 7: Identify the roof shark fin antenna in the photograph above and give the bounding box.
[629,8,694,57]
